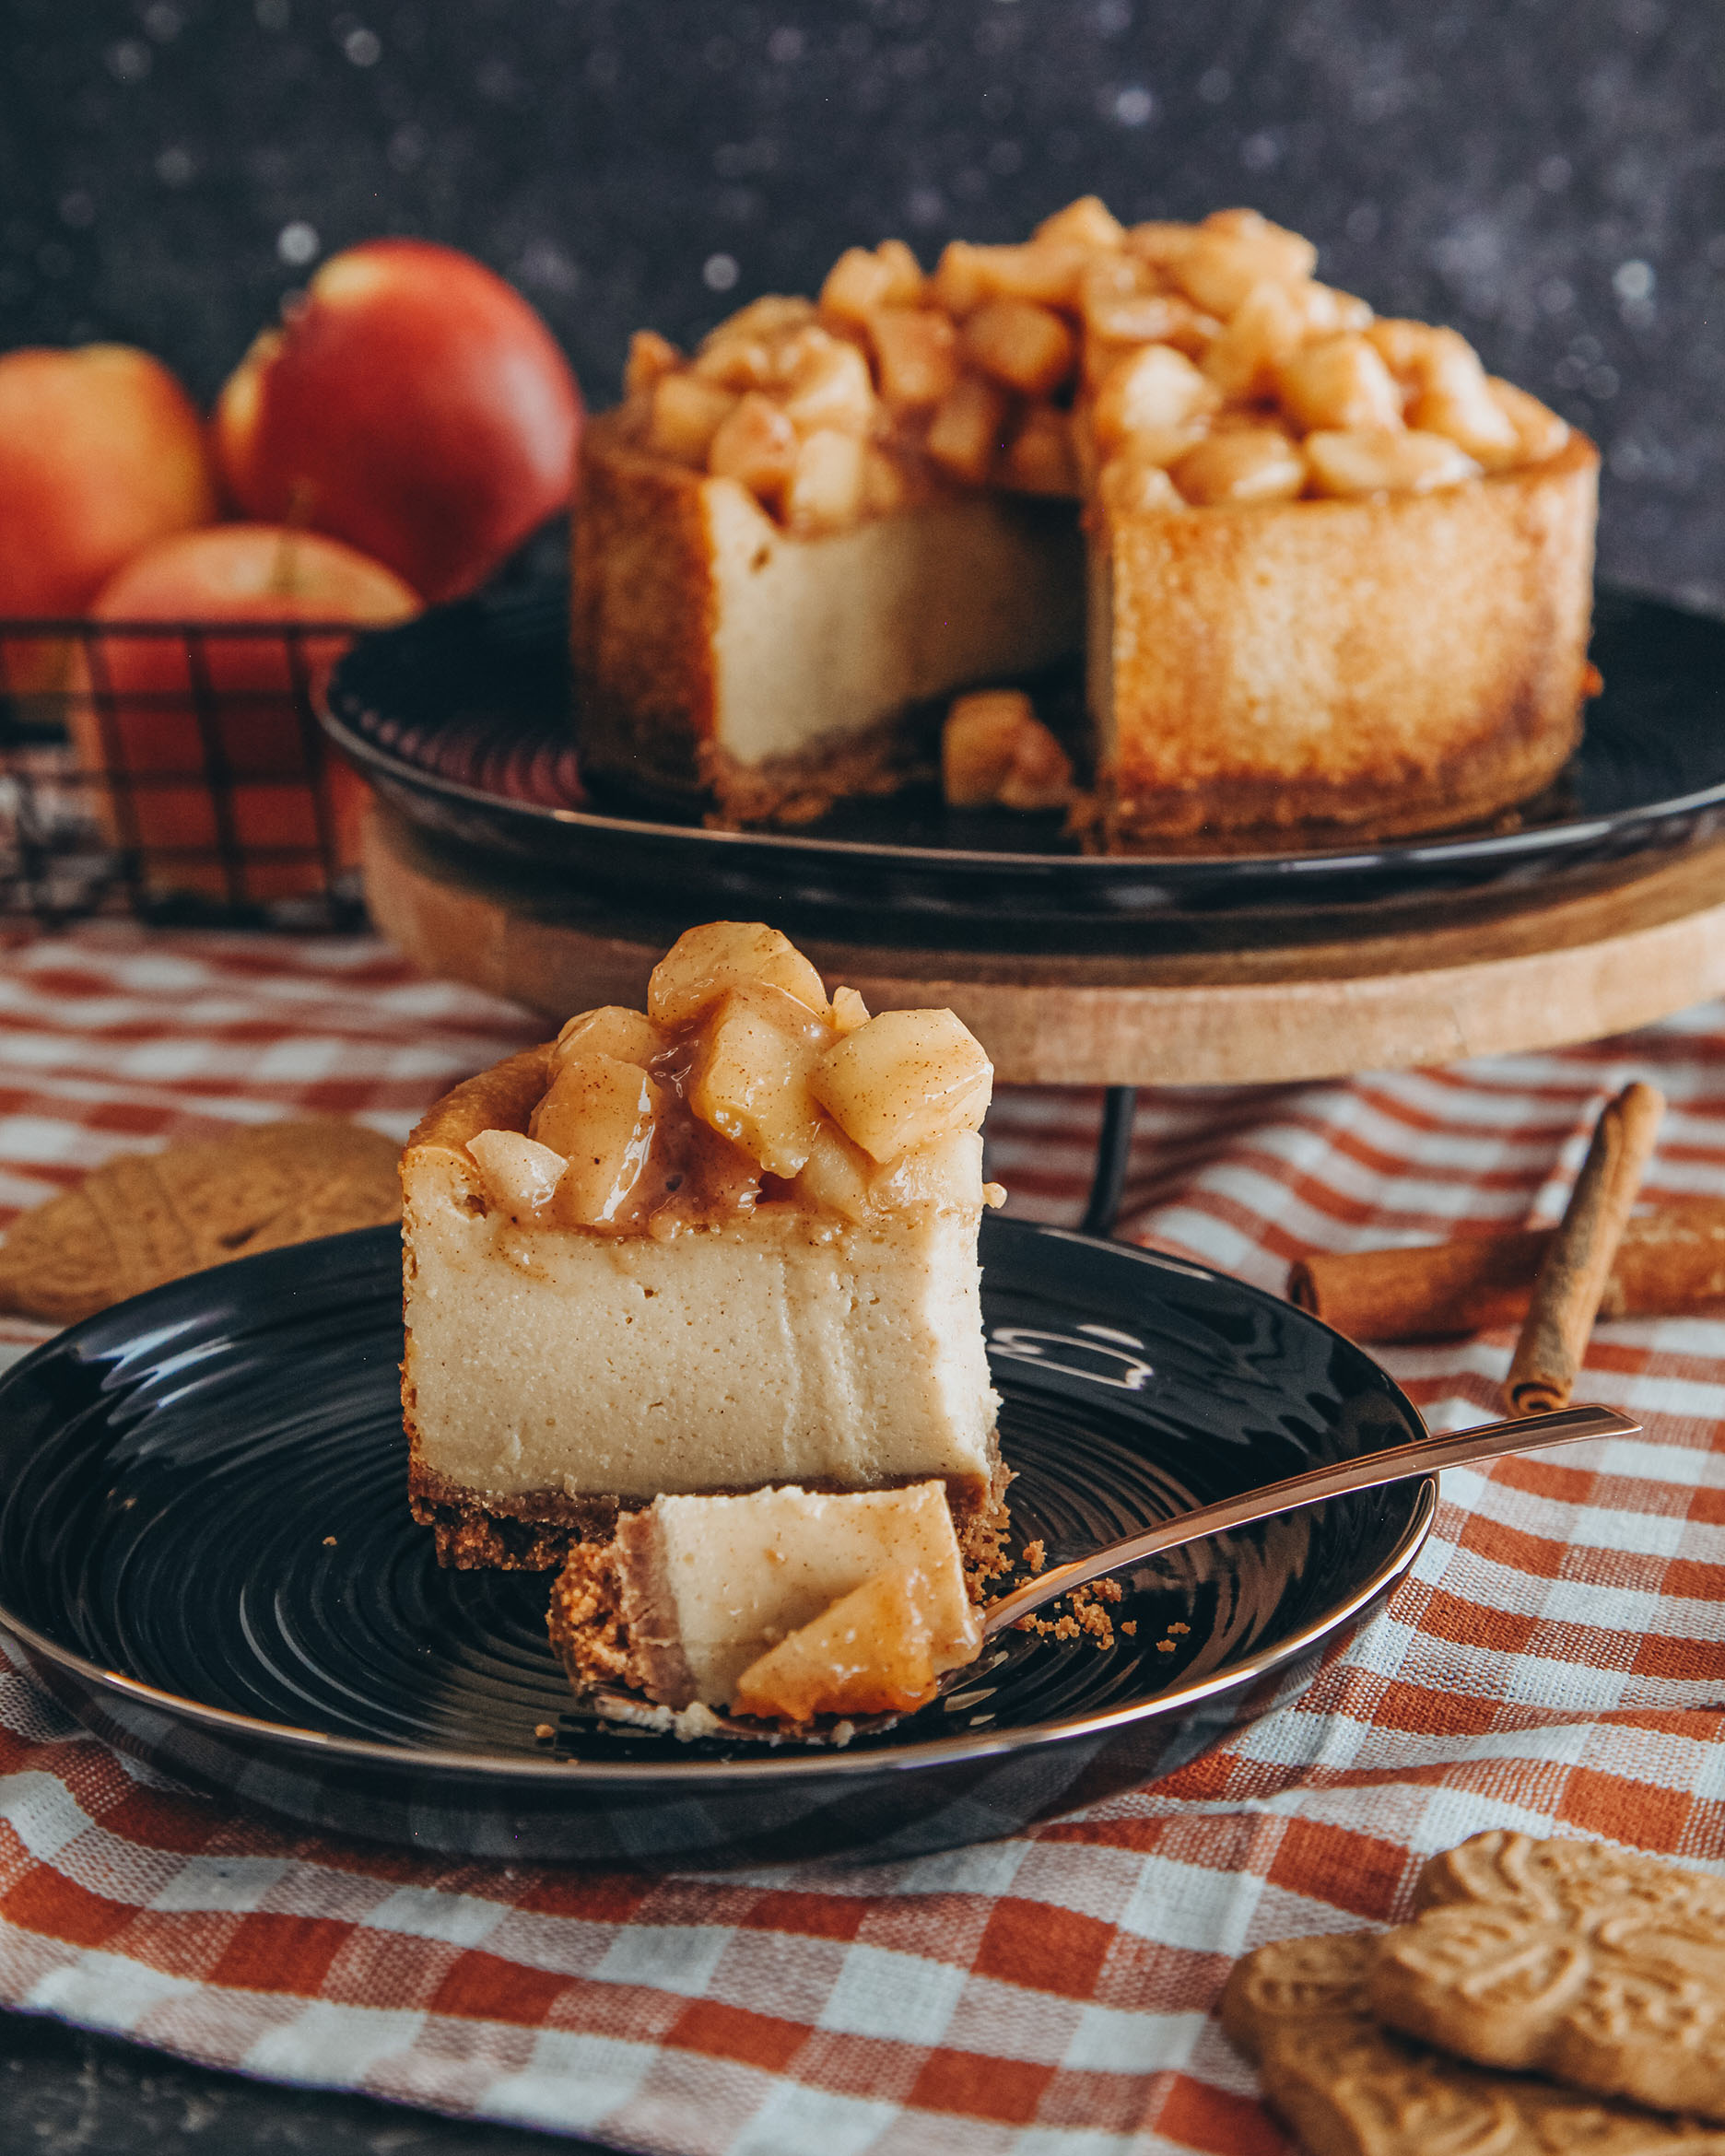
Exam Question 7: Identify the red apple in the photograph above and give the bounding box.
[72,523,419,900]
[0,345,217,691]
[215,240,581,604]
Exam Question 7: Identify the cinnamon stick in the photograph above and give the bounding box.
[1287,1201,1725,1342]
[1505,1082,1666,1415]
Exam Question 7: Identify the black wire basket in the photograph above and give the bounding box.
[0,617,370,929]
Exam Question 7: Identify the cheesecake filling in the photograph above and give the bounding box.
[549,1482,983,1719]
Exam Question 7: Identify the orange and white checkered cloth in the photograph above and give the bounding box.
[2,922,1724,2154]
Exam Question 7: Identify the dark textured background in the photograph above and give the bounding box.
[3,0,1725,606]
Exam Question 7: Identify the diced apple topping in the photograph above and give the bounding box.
[510,930,1002,1236]
[530,1053,663,1227]
[632,197,1564,538]
[925,374,1010,486]
[648,372,736,465]
[1304,428,1483,499]
[624,329,680,397]
[1000,404,1079,497]
[829,985,871,1035]
[1488,377,1571,463]
[780,336,875,436]
[869,1129,986,1214]
[867,306,960,410]
[708,393,798,506]
[782,428,866,535]
[1275,334,1403,434]
[1171,429,1307,507]
[1035,193,1126,252]
[812,1008,993,1163]
[791,1118,877,1223]
[687,983,830,1178]
[648,920,830,1029]
[1091,343,1218,452]
[732,1564,979,1722]
[961,298,1078,398]
[942,689,1074,811]
[466,1128,566,1222]
[554,1006,666,1070]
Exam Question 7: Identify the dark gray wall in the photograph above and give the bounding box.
[4,0,1723,605]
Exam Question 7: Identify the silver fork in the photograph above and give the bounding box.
[582,1401,1638,1745]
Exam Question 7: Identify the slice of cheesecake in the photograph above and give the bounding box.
[548,1480,983,1724]
[573,199,1596,849]
[401,921,1006,1569]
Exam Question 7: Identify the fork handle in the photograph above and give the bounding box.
[980,1402,1639,1638]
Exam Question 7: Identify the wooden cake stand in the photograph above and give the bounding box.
[363,801,1725,1232]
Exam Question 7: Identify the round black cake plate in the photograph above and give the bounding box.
[0,1220,1432,1868]
[322,579,1725,954]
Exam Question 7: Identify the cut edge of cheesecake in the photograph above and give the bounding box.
[572,410,1085,825]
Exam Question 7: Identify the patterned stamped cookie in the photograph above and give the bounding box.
[1368,1831,1725,2123]
[0,1119,402,1324]
[1222,1930,1725,2156]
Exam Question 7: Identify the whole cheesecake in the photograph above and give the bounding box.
[401,921,1006,1571]
[572,199,1597,849]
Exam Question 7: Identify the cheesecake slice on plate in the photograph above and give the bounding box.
[400,921,1007,1572]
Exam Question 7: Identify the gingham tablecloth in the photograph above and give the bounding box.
[2,922,1723,2155]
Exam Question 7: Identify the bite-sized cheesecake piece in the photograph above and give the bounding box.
[548,1480,983,1724]
[573,198,1597,849]
[401,921,1006,1569]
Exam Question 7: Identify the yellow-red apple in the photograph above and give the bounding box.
[0,345,217,691]
[215,240,581,603]
[72,523,418,900]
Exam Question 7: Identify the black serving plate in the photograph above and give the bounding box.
[0,1219,1431,1867]
[322,575,1725,953]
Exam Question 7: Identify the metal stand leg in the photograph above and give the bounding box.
[1080,1085,1138,1239]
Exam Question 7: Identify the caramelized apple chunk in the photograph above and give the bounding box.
[869,1129,987,1214]
[925,374,1010,486]
[648,372,737,464]
[942,689,1073,811]
[1304,428,1482,498]
[648,921,830,1029]
[1091,344,1218,451]
[829,985,871,1035]
[554,1006,666,1070]
[791,1119,877,1223]
[961,299,1078,398]
[732,1564,980,1723]
[867,306,960,410]
[688,983,831,1178]
[531,1054,663,1227]
[812,1008,992,1163]
[466,1128,566,1222]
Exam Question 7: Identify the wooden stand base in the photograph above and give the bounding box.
[363,802,1725,1086]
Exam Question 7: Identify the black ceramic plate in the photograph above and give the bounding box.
[0,1219,1431,1867]
[322,577,1725,952]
